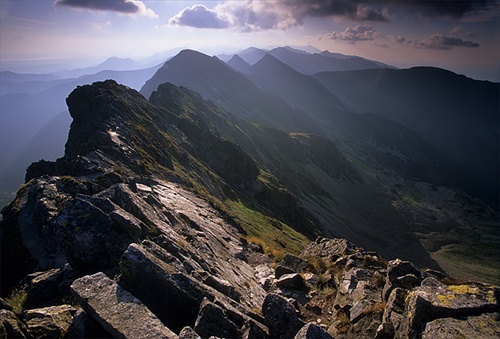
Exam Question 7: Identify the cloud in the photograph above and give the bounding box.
[54,0,157,18]
[395,33,480,50]
[169,5,229,29]
[169,1,300,31]
[392,0,498,20]
[168,0,499,32]
[287,0,388,21]
[318,25,381,43]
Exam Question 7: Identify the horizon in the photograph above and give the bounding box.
[1,0,499,82]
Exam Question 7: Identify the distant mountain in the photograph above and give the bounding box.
[140,49,320,134]
[226,54,251,74]
[54,57,143,78]
[267,47,392,74]
[247,53,345,123]
[237,47,268,65]
[314,67,500,203]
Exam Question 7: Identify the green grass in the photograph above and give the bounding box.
[225,199,309,260]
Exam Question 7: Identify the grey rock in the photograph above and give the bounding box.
[262,293,305,339]
[64,309,111,338]
[403,282,498,338]
[118,242,207,333]
[23,264,81,309]
[276,273,308,291]
[383,259,423,300]
[0,309,27,338]
[194,299,241,339]
[179,326,201,339]
[422,313,500,339]
[204,275,240,302]
[294,323,334,339]
[52,197,140,271]
[275,254,308,279]
[301,237,358,261]
[24,304,76,338]
[71,272,178,339]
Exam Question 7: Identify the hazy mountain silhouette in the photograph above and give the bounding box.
[314,67,500,202]
[227,54,251,74]
[54,56,143,78]
[140,49,320,133]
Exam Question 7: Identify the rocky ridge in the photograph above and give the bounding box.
[1,80,498,338]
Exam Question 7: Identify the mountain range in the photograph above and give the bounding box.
[1,46,498,285]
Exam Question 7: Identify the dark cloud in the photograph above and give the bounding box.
[395,33,480,50]
[55,0,138,13]
[320,25,381,43]
[287,0,388,21]
[170,0,499,32]
[286,0,498,22]
[54,0,156,16]
[169,5,229,29]
[392,0,497,19]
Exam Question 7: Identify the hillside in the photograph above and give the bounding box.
[0,80,498,338]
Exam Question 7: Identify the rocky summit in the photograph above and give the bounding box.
[1,80,498,338]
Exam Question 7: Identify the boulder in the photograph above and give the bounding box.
[275,254,308,279]
[403,282,498,338]
[118,242,207,333]
[194,299,241,339]
[294,323,334,339]
[383,259,424,300]
[300,237,358,261]
[262,293,305,338]
[52,197,140,271]
[0,309,27,338]
[203,275,240,302]
[179,326,201,339]
[23,264,81,309]
[64,309,111,338]
[421,313,500,339]
[24,304,76,338]
[276,273,308,291]
[376,287,406,338]
[71,272,178,338]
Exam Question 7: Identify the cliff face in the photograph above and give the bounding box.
[1,81,498,338]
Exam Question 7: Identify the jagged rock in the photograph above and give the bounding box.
[262,293,305,338]
[64,309,111,338]
[203,275,240,302]
[376,287,406,338]
[383,259,424,300]
[303,272,319,285]
[254,264,274,291]
[276,273,308,291]
[294,323,334,339]
[179,326,201,339]
[275,253,308,278]
[71,272,177,338]
[118,242,207,333]
[421,313,500,339]
[301,237,358,261]
[403,282,498,338]
[23,264,81,309]
[0,309,27,338]
[194,299,241,339]
[52,196,140,271]
[24,304,76,338]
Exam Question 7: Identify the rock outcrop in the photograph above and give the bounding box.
[0,80,498,338]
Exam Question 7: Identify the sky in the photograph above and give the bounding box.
[0,0,499,81]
